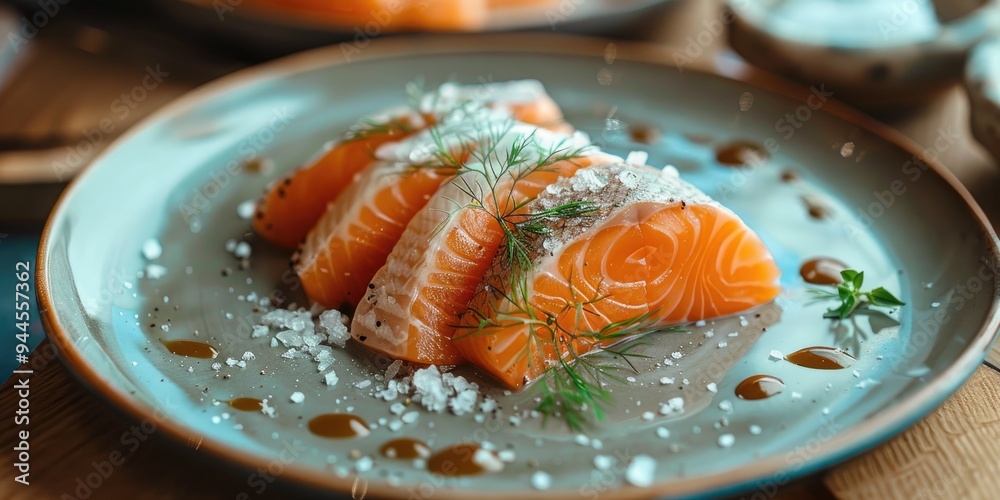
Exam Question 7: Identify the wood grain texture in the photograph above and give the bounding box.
[825,368,1000,500]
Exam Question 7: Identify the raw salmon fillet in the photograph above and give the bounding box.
[294,83,571,309]
[254,80,568,249]
[453,163,782,389]
[351,125,622,365]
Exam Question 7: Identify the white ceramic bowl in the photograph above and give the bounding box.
[727,0,1000,110]
[966,36,1000,164]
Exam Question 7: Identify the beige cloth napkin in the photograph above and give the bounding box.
[825,366,1000,499]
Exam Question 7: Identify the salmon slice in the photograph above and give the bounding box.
[253,120,414,249]
[453,163,782,389]
[244,0,489,31]
[294,90,572,309]
[254,81,569,249]
[351,128,621,365]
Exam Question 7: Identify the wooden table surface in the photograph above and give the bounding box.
[3,1,1000,499]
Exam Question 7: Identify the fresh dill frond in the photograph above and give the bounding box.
[531,307,687,431]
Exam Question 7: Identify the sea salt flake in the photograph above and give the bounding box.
[237,200,256,220]
[594,455,615,470]
[141,238,162,260]
[145,264,167,279]
[625,455,656,487]
[234,241,251,259]
[354,380,372,389]
[318,309,350,347]
[472,449,504,473]
[718,434,735,448]
[531,471,552,490]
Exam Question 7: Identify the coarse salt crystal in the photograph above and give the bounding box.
[769,350,784,361]
[472,449,504,473]
[234,241,251,259]
[749,425,762,435]
[656,427,670,439]
[531,471,552,490]
[642,411,655,421]
[594,455,615,470]
[659,377,674,385]
[237,200,256,220]
[625,455,656,487]
[324,371,339,387]
[718,434,735,448]
[145,264,167,279]
[141,238,162,260]
[706,383,718,393]
[290,392,305,403]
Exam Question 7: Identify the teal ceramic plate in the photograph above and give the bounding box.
[38,35,1000,499]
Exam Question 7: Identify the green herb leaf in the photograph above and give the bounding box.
[867,287,906,307]
[813,268,906,320]
[840,269,859,285]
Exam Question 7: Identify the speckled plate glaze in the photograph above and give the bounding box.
[38,36,1000,499]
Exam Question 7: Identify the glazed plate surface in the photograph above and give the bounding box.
[38,36,1000,499]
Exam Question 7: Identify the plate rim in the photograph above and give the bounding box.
[36,33,1000,499]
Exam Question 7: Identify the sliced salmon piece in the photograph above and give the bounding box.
[253,118,416,249]
[244,0,488,31]
[254,81,569,249]
[453,163,782,389]
[350,135,622,365]
[294,92,572,309]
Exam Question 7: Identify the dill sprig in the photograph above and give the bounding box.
[534,312,685,431]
